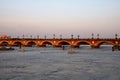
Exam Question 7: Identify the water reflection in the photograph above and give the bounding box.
[0,46,120,80]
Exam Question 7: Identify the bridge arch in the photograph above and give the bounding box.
[58,41,71,47]
[41,41,53,47]
[26,41,37,47]
[96,41,114,48]
[74,41,91,48]
[57,41,71,47]
[12,41,23,47]
[0,41,9,46]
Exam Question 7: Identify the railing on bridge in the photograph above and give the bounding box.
[5,38,120,40]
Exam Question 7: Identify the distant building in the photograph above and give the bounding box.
[0,35,11,39]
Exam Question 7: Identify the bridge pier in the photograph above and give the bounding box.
[112,45,120,51]
[71,45,79,48]
[53,45,61,47]
[38,45,46,47]
[91,45,100,48]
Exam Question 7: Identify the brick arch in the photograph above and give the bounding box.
[57,40,71,45]
[41,41,54,46]
[12,41,23,46]
[0,41,10,46]
[26,41,37,46]
[55,40,71,47]
[96,41,115,48]
[74,41,91,46]
[0,41,9,44]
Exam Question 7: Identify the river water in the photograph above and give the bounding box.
[0,46,120,80]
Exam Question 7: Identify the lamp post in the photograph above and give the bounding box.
[37,35,39,39]
[71,34,73,39]
[53,34,55,39]
[60,35,62,39]
[45,35,46,39]
[115,34,118,39]
[23,35,24,39]
[92,33,94,39]
[97,34,99,39]
[77,35,80,39]
[30,35,32,39]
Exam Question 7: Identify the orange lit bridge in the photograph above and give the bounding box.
[0,38,120,48]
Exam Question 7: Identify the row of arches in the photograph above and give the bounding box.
[0,41,115,48]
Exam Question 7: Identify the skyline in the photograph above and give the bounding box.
[0,0,120,38]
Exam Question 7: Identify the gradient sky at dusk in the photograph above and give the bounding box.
[0,0,120,38]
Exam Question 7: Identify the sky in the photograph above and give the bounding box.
[0,0,120,38]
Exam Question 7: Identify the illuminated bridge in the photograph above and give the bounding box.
[0,38,120,48]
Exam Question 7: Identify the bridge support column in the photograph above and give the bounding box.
[71,45,79,48]
[72,46,79,48]
[53,45,61,47]
[91,45,100,48]
[38,45,46,47]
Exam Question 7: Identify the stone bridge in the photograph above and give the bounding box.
[0,38,120,48]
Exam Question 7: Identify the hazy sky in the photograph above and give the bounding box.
[0,0,120,38]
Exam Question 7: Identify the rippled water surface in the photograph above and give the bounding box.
[0,46,120,80]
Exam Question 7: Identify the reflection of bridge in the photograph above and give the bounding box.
[0,38,120,48]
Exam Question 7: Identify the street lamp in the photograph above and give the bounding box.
[53,34,55,39]
[45,35,46,39]
[92,33,94,39]
[115,34,118,39]
[97,34,99,39]
[71,34,73,39]
[77,35,80,39]
[30,35,32,39]
[60,35,62,39]
[37,35,39,39]
[23,35,24,39]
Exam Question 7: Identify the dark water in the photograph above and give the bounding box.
[0,46,120,80]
